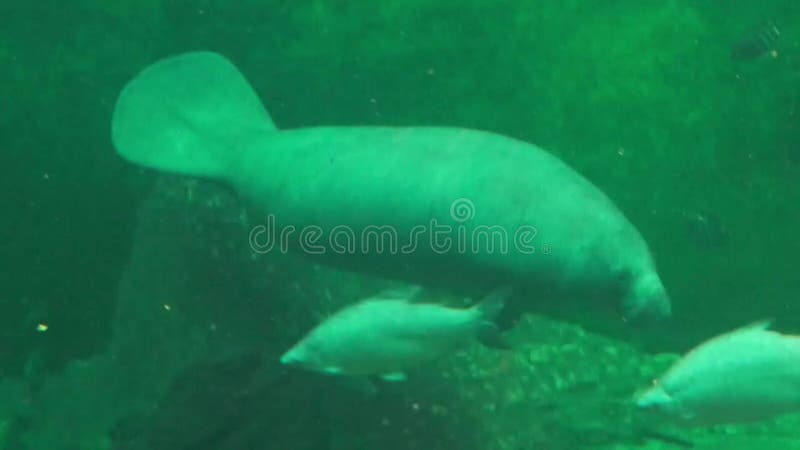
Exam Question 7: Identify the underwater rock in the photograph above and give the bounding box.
[113,351,472,450]
[111,352,313,450]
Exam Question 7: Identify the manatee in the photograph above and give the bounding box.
[111,51,671,321]
[636,321,800,426]
[280,286,511,380]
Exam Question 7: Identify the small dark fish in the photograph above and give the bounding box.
[731,22,780,60]
[683,210,729,249]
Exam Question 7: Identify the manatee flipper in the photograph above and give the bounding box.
[111,52,277,180]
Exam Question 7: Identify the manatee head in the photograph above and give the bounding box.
[623,271,671,321]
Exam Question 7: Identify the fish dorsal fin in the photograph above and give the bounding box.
[714,319,774,343]
[375,284,424,301]
[740,319,772,332]
[708,320,772,343]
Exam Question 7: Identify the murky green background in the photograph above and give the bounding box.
[3,1,800,448]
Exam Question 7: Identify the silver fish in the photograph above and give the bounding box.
[636,320,800,426]
[280,286,512,381]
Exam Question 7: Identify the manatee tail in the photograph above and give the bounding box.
[473,285,513,349]
[111,51,277,180]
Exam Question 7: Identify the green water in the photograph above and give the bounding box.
[3,1,800,448]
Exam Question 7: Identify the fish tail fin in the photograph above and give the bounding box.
[111,51,277,181]
[473,285,512,320]
[473,286,513,349]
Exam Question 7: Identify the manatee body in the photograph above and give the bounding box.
[280,287,509,380]
[111,51,671,321]
[636,321,800,426]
